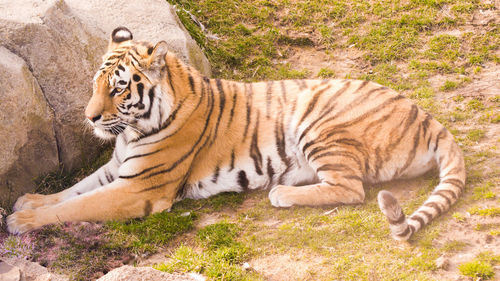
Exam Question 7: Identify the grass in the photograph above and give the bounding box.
[459,260,495,279]
[441,240,468,253]
[468,206,500,217]
[472,181,496,200]
[106,210,197,253]
[154,221,258,280]
[459,251,499,280]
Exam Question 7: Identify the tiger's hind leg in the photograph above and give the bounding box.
[269,147,365,207]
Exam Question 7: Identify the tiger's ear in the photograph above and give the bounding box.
[107,26,133,52]
[146,41,169,69]
[141,41,168,81]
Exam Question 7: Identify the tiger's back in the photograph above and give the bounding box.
[8,27,465,241]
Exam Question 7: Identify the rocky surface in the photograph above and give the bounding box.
[0,257,67,281]
[96,266,204,281]
[0,0,211,208]
[0,46,59,209]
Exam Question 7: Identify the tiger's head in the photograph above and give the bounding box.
[86,27,172,140]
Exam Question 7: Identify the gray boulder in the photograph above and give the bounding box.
[0,0,211,208]
[0,47,59,209]
[96,266,204,281]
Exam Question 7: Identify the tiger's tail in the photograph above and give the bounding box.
[377,128,466,241]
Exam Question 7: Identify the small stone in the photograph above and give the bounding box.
[0,261,21,281]
[485,234,493,243]
[436,256,449,270]
[242,262,251,271]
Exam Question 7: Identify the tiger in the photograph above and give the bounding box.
[7,27,466,241]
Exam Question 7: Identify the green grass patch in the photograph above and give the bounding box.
[106,210,197,253]
[440,80,459,92]
[459,260,495,279]
[452,212,466,222]
[155,221,257,280]
[317,68,336,78]
[459,251,499,280]
[472,181,496,200]
[468,206,500,217]
[0,236,32,258]
[466,129,485,142]
[425,34,460,60]
[441,240,468,252]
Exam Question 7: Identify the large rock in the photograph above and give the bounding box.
[96,266,204,281]
[0,0,211,208]
[0,257,67,281]
[0,47,59,209]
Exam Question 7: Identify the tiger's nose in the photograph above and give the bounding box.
[86,114,102,123]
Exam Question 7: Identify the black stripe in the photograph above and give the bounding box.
[432,190,453,205]
[162,63,175,96]
[113,149,122,164]
[424,202,443,215]
[280,80,287,103]
[266,157,275,185]
[144,200,152,216]
[324,181,364,200]
[136,83,144,104]
[434,127,447,152]
[123,148,162,162]
[410,214,425,227]
[188,73,195,93]
[230,150,235,171]
[104,168,112,183]
[421,113,432,139]
[117,65,125,71]
[396,225,411,237]
[98,177,104,186]
[249,112,263,175]
[238,170,249,190]
[136,176,182,193]
[211,166,220,183]
[420,210,432,221]
[213,79,226,141]
[275,113,291,184]
[294,79,307,90]
[119,163,163,179]
[131,95,187,143]
[356,80,370,92]
[388,213,406,225]
[309,151,362,171]
[243,83,253,139]
[141,87,156,119]
[317,163,353,172]
[227,84,238,128]
[396,123,422,177]
[298,84,331,125]
[298,81,351,142]
[315,86,388,130]
[266,81,274,119]
[441,178,465,190]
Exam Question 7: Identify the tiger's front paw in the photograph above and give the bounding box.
[269,185,296,208]
[13,193,53,211]
[7,209,40,234]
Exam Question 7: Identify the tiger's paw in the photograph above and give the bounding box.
[269,185,296,208]
[13,193,54,211]
[7,209,40,234]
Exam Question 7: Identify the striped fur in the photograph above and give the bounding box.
[8,27,465,240]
